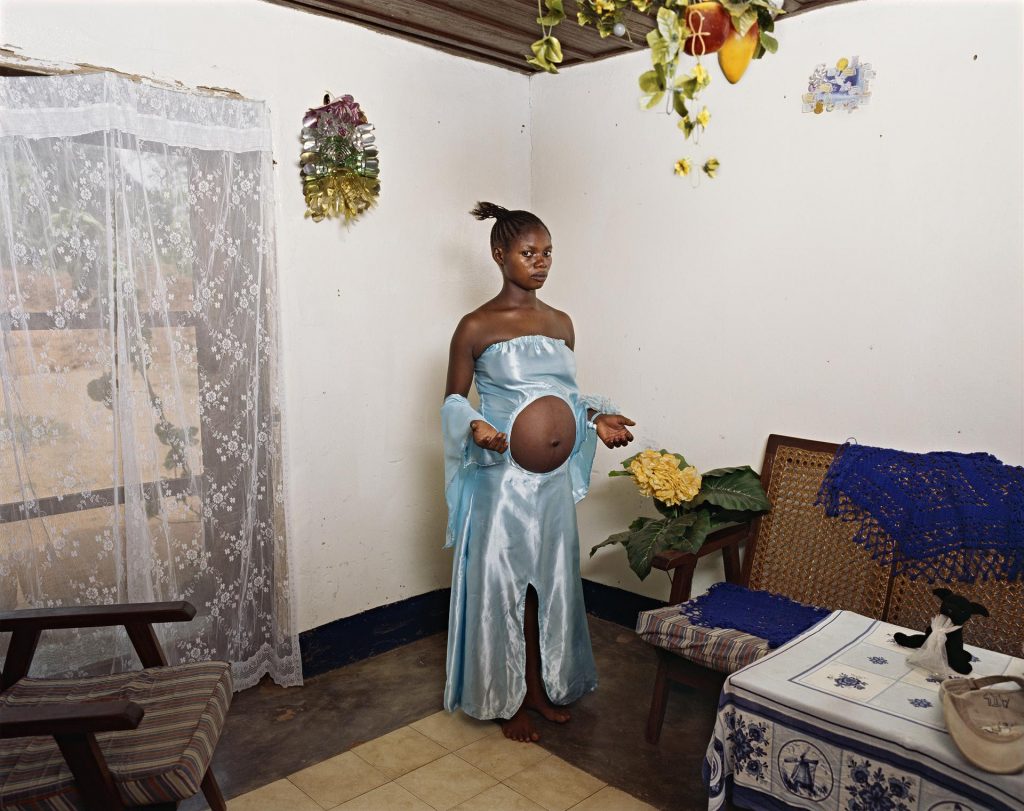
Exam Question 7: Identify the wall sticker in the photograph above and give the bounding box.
[802,57,875,114]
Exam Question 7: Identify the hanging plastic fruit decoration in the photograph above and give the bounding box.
[529,1,782,182]
[300,94,380,223]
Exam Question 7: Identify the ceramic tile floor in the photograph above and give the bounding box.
[179,617,719,811]
[226,709,657,811]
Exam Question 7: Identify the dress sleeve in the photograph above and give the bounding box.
[569,393,621,504]
[441,394,504,548]
[580,394,620,418]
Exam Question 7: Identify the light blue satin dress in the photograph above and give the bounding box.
[441,334,614,720]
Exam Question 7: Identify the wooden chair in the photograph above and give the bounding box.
[0,601,231,811]
[637,433,1024,744]
[638,435,893,743]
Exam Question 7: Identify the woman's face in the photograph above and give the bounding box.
[496,225,552,290]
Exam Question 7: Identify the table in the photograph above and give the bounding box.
[704,610,1024,811]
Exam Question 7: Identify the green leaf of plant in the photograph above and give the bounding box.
[691,469,770,512]
[629,516,657,532]
[536,0,565,26]
[682,509,712,549]
[702,465,756,478]
[678,115,696,138]
[608,469,634,477]
[624,517,679,580]
[590,529,633,557]
[653,498,681,518]
[760,31,778,53]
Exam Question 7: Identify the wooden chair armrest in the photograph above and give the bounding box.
[0,700,144,738]
[651,523,751,604]
[0,602,194,691]
[0,601,195,632]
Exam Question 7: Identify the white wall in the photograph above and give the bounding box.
[531,0,1024,601]
[0,0,531,631]
[3,0,1022,623]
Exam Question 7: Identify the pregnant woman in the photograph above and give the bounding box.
[442,202,635,743]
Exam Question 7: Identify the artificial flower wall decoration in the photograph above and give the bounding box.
[530,0,783,179]
[300,94,380,223]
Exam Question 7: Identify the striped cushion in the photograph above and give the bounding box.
[0,661,232,811]
[636,605,769,673]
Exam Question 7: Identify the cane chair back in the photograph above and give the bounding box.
[743,435,893,619]
[887,556,1024,657]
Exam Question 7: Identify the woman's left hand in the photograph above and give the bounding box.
[595,414,636,449]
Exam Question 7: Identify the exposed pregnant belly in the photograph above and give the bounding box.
[509,396,577,473]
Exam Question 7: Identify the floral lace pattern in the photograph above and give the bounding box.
[0,72,299,690]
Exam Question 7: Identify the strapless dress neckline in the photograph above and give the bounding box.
[480,334,570,357]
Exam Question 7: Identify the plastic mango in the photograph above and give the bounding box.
[718,21,759,84]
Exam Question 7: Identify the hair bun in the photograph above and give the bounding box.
[470,201,509,221]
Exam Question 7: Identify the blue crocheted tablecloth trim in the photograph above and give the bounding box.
[680,582,830,648]
[816,443,1024,582]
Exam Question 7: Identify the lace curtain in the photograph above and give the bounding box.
[0,72,301,690]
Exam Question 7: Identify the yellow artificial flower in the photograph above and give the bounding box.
[594,0,616,14]
[674,158,692,177]
[677,466,702,502]
[629,451,702,506]
[693,63,709,85]
[702,157,720,178]
[632,0,653,11]
[696,107,711,128]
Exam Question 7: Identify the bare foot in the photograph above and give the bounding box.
[524,694,571,723]
[501,707,540,742]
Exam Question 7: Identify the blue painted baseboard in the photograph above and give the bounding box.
[299,579,666,678]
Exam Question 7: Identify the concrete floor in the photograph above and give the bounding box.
[183,616,723,811]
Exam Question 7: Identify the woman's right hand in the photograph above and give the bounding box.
[471,420,508,453]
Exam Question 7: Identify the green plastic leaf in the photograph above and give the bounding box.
[760,31,778,53]
[731,7,758,37]
[675,73,699,99]
[691,468,770,512]
[683,509,712,548]
[717,0,752,14]
[526,36,563,73]
[654,7,680,62]
[678,115,696,138]
[673,94,689,120]
[526,55,556,73]
[642,91,665,110]
[647,29,669,66]
[536,0,565,26]
[638,69,664,94]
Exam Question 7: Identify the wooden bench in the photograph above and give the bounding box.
[638,434,1024,743]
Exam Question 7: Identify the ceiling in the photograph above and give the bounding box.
[265,0,858,74]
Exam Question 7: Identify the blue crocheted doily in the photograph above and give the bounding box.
[816,443,1024,582]
[680,582,830,648]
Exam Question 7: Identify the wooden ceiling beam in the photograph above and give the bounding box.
[264,0,863,74]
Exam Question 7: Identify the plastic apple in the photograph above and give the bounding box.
[681,2,732,56]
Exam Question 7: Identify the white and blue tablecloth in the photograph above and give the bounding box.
[705,610,1024,811]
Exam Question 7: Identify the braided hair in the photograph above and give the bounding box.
[470,202,549,253]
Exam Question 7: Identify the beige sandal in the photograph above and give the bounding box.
[940,675,1024,774]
